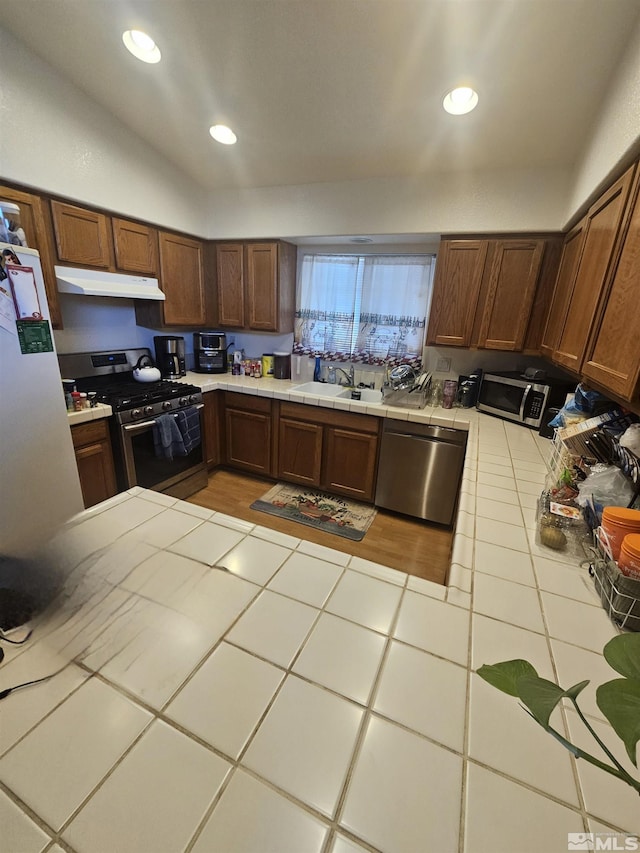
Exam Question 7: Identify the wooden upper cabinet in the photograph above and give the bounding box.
[539,221,587,359]
[158,232,205,325]
[477,239,545,350]
[553,165,636,374]
[582,171,640,402]
[0,184,62,328]
[246,243,279,331]
[216,240,297,332]
[426,240,488,347]
[217,243,245,327]
[112,218,158,275]
[50,200,112,268]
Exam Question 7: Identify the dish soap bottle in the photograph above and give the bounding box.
[313,356,322,382]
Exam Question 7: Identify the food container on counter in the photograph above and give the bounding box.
[262,353,275,377]
[618,533,640,580]
[442,379,458,409]
[601,506,640,562]
[274,352,291,380]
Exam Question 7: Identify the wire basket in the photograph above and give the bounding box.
[584,528,640,631]
[545,430,580,490]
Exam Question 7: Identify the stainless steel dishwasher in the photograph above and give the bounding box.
[374,419,467,525]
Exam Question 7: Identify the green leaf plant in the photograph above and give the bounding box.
[477,633,640,795]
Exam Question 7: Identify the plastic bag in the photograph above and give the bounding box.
[548,383,610,428]
[619,424,640,457]
[576,464,634,509]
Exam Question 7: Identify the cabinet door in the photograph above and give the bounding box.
[71,421,117,509]
[202,391,221,468]
[477,240,545,350]
[217,243,245,327]
[0,185,62,328]
[159,232,205,325]
[426,240,488,347]
[323,428,378,502]
[553,166,635,374]
[582,174,640,401]
[112,218,158,275]
[246,243,278,331]
[278,418,323,486]
[539,222,586,359]
[225,408,272,475]
[51,200,111,268]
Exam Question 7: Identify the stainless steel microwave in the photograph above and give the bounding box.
[477,371,573,429]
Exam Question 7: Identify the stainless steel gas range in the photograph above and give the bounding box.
[58,348,207,499]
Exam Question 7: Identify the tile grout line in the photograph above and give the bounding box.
[329,578,408,848]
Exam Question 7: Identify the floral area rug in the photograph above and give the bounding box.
[250,483,377,541]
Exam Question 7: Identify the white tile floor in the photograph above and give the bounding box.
[0,414,638,853]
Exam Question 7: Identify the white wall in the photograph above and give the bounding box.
[205,167,573,240]
[0,30,208,236]
[566,16,640,224]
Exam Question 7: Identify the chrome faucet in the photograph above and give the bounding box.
[335,366,355,387]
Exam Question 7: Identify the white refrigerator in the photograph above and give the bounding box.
[0,243,84,559]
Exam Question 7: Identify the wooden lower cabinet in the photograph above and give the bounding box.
[323,427,378,502]
[71,420,117,509]
[202,391,222,468]
[224,393,273,476]
[277,402,380,503]
[278,417,323,486]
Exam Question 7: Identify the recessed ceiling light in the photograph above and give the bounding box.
[443,86,479,115]
[122,30,161,63]
[209,125,238,145]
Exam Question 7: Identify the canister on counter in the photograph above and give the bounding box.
[262,353,274,377]
[62,379,76,410]
[618,533,640,580]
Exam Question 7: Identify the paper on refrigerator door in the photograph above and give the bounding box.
[6,263,43,320]
[0,277,17,334]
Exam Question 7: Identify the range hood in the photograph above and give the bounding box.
[55,266,165,301]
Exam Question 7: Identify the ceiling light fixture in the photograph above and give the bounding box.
[443,86,479,115]
[122,30,161,63]
[209,125,238,145]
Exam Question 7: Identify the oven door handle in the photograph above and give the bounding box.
[519,384,532,421]
[122,403,204,433]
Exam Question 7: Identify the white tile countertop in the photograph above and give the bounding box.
[66,403,113,425]
[1,413,637,852]
[181,371,475,428]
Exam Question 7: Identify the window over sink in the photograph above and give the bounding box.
[293,253,435,367]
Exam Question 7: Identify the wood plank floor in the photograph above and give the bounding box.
[187,469,453,585]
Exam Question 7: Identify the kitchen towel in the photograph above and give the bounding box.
[152,413,186,460]
[175,405,201,455]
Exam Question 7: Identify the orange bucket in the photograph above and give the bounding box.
[602,507,640,562]
[618,533,640,581]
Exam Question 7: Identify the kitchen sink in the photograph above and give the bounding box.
[338,388,383,404]
[290,382,345,397]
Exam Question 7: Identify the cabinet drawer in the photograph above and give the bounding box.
[224,391,272,414]
[71,418,109,448]
[279,401,379,434]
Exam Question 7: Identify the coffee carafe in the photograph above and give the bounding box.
[153,336,186,379]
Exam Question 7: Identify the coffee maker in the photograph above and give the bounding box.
[193,331,228,374]
[153,336,186,379]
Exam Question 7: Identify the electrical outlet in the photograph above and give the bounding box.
[436,357,452,373]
